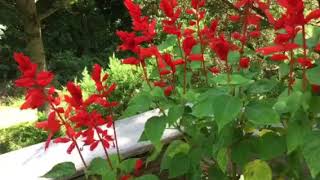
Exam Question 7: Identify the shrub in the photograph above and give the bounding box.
[0,122,49,154]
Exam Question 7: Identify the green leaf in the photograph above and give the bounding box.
[119,158,139,174]
[216,148,228,173]
[134,174,159,180]
[228,51,240,64]
[160,140,190,172]
[302,131,320,178]
[86,157,116,180]
[306,66,320,85]
[279,63,289,78]
[213,95,242,132]
[168,154,190,178]
[192,98,214,118]
[287,120,309,154]
[167,105,184,125]
[245,102,280,125]
[166,140,190,158]
[213,74,252,86]
[257,132,286,160]
[42,162,76,179]
[243,160,272,180]
[248,79,277,94]
[232,138,258,167]
[122,92,152,118]
[310,96,320,114]
[192,44,201,54]
[144,116,167,145]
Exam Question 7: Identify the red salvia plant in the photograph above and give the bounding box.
[14,53,121,170]
[13,0,320,179]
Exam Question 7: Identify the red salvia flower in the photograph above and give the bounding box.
[164,86,174,96]
[239,57,250,69]
[270,54,288,61]
[209,66,220,74]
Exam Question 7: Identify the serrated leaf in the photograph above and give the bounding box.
[243,160,272,180]
[212,95,242,132]
[192,98,214,118]
[144,116,166,145]
[42,162,76,179]
[245,102,280,125]
[122,92,152,118]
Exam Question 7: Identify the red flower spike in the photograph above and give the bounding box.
[134,159,144,176]
[239,57,250,69]
[66,82,83,108]
[92,64,102,83]
[13,52,33,73]
[54,137,71,144]
[256,43,299,55]
[67,142,76,154]
[189,54,204,61]
[315,44,320,52]
[232,32,242,40]
[123,57,140,65]
[297,57,313,68]
[20,89,47,109]
[249,30,261,38]
[124,0,142,21]
[183,36,197,56]
[15,78,36,88]
[154,81,167,87]
[164,86,174,96]
[312,85,320,93]
[120,175,132,180]
[305,9,320,24]
[90,141,100,151]
[209,66,220,74]
[36,71,54,87]
[270,54,288,61]
[235,0,249,9]
[229,15,240,22]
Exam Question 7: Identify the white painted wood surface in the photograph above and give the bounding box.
[0,109,181,180]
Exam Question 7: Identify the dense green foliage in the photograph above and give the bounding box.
[0,122,49,154]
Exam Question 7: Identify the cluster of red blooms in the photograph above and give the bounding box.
[118,0,320,94]
[117,0,266,96]
[14,52,118,155]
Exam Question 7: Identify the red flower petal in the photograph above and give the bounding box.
[123,57,140,65]
[53,137,70,143]
[239,57,250,69]
[305,9,320,24]
[36,71,54,87]
[90,141,99,151]
[189,54,204,61]
[270,54,288,61]
[164,86,174,96]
